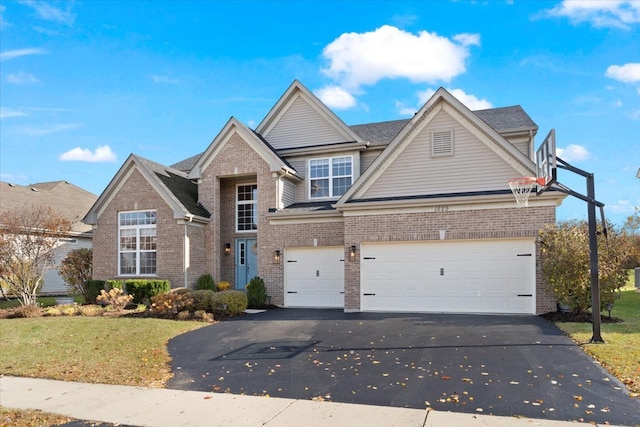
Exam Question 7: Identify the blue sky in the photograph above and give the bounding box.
[1,0,638,225]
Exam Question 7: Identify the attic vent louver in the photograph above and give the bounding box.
[431,129,454,157]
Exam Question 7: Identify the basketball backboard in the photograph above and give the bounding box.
[535,129,557,194]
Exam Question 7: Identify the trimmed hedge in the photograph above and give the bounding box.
[211,290,247,316]
[191,290,215,311]
[105,279,170,304]
[85,280,105,304]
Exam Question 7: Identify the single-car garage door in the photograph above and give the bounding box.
[361,239,535,314]
[284,247,345,308]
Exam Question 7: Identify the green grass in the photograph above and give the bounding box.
[0,295,85,309]
[0,316,206,387]
[553,281,640,396]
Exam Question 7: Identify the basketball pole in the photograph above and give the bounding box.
[554,157,605,343]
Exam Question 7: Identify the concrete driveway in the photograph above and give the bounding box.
[168,309,640,426]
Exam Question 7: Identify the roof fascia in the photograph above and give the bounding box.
[189,117,295,180]
[279,141,370,157]
[255,80,363,143]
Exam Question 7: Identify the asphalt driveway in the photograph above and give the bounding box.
[168,309,640,426]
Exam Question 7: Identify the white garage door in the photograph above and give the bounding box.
[361,239,535,314]
[284,247,345,308]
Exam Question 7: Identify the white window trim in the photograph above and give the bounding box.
[308,155,354,200]
[118,210,157,277]
[431,129,454,158]
[236,183,258,233]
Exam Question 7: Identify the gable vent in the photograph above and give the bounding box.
[431,130,454,157]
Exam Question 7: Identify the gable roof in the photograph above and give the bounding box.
[337,87,537,205]
[0,180,97,235]
[188,117,299,180]
[84,154,210,225]
[474,105,537,132]
[255,80,363,146]
[171,152,203,172]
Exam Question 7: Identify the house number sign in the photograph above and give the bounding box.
[434,205,449,212]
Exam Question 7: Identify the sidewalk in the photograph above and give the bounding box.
[0,376,627,427]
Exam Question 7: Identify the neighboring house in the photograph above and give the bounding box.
[0,181,98,295]
[84,81,566,314]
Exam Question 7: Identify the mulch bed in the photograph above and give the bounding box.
[541,311,623,323]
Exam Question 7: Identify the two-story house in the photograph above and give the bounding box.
[84,80,564,314]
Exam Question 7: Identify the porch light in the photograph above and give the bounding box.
[224,243,231,255]
[274,250,281,264]
[350,245,357,260]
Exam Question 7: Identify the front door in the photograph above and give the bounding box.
[235,238,258,290]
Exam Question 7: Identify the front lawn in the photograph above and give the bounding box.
[552,284,640,397]
[0,316,206,387]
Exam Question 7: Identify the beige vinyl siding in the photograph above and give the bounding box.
[361,149,383,174]
[504,135,532,159]
[281,178,296,207]
[361,110,523,199]
[264,95,351,150]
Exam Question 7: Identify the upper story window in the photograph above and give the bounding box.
[309,156,353,199]
[237,184,258,232]
[118,210,156,276]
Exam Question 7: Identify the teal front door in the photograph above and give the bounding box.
[235,238,258,290]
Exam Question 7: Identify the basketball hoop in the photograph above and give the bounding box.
[508,177,546,208]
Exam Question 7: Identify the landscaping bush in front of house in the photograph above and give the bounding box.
[191,290,215,311]
[85,280,105,304]
[246,276,267,308]
[211,290,247,316]
[124,279,171,304]
[196,274,216,291]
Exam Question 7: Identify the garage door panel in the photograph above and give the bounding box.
[285,247,344,308]
[361,239,535,314]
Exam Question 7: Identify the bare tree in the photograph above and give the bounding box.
[0,205,72,306]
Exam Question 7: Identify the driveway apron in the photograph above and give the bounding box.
[168,309,640,426]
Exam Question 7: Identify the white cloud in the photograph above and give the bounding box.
[543,0,640,29]
[19,0,75,25]
[151,75,179,84]
[557,144,590,162]
[59,145,117,162]
[417,88,493,110]
[605,63,640,83]
[314,85,357,109]
[16,123,81,136]
[0,107,28,119]
[321,25,480,91]
[6,72,39,84]
[0,48,47,61]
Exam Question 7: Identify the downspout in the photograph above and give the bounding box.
[184,214,194,287]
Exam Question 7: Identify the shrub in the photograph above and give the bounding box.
[177,310,191,321]
[78,304,105,316]
[196,274,216,291]
[246,276,267,308]
[124,280,171,304]
[59,248,93,301]
[150,292,194,316]
[211,290,247,316]
[170,287,192,295]
[0,304,42,319]
[85,280,105,304]
[191,290,215,311]
[216,281,231,291]
[97,288,133,310]
[106,279,124,290]
[194,310,214,322]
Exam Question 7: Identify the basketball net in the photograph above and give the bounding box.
[508,177,544,208]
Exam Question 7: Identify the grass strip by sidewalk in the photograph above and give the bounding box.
[0,316,206,387]
[552,286,640,397]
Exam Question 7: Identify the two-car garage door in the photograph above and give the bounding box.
[360,239,535,314]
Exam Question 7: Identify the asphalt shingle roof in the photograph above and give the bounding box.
[0,181,97,234]
[473,105,537,131]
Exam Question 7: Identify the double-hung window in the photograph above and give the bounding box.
[118,210,157,276]
[237,184,258,231]
[309,156,353,199]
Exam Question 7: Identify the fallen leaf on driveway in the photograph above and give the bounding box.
[204,396,212,400]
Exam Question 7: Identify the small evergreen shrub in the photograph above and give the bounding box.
[246,276,267,308]
[191,290,215,311]
[216,281,231,291]
[106,279,124,290]
[211,290,247,316]
[196,274,216,291]
[124,279,171,304]
[85,280,105,304]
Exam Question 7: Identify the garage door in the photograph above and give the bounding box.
[284,247,345,308]
[361,239,535,314]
